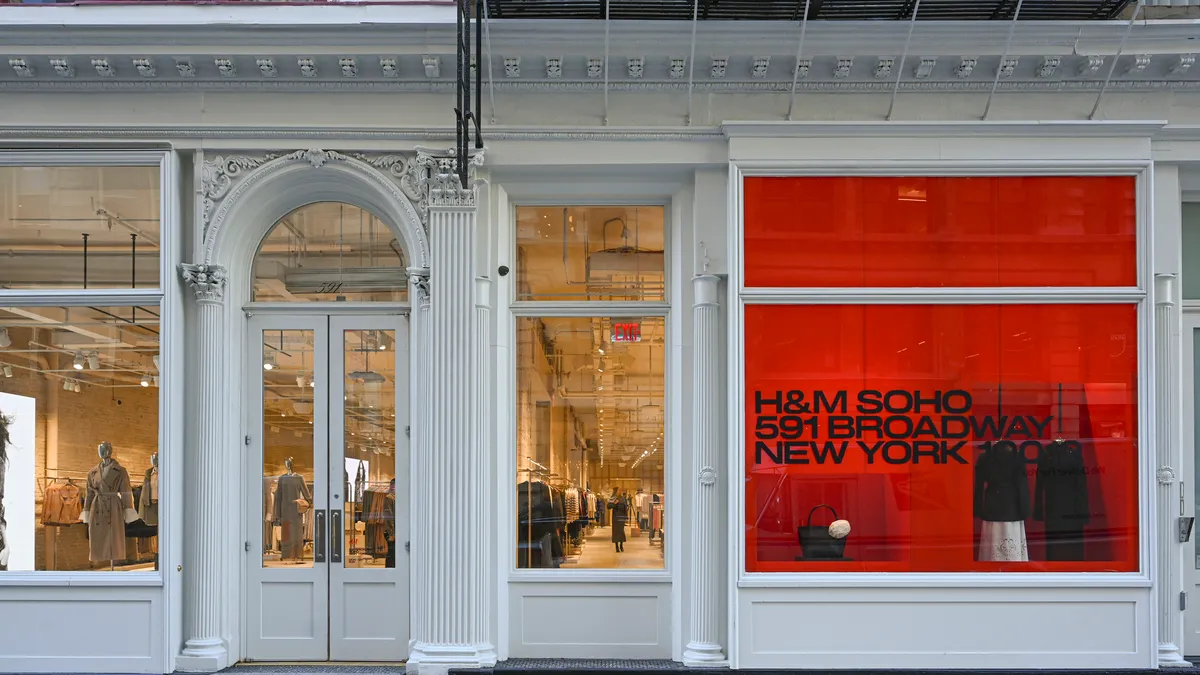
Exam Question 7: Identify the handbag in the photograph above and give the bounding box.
[797,504,848,560]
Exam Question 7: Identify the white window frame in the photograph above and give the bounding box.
[0,150,180,587]
[504,195,675,583]
[730,160,1155,589]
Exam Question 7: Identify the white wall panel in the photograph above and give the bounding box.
[509,582,671,659]
[738,587,1152,669]
[0,586,164,673]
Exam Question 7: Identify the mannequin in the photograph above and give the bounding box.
[139,452,159,526]
[81,442,138,566]
[273,457,312,561]
[973,440,1031,562]
[608,488,628,553]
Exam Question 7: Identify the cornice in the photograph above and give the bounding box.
[0,125,723,142]
[723,120,1170,139]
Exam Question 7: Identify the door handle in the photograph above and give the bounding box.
[331,508,343,564]
[314,509,326,564]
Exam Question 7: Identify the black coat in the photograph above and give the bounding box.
[609,498,628,543]
[1033,440,1090,528]
[974,444,1031,522]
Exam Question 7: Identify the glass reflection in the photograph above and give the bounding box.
[342,329,396,569]
[262,329,315,568]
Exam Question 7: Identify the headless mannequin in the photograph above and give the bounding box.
[82,442,139,568]
[274,457,311,561]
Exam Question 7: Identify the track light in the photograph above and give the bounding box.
[296,376,307,388]
[87,352,100,370]
[2,365,11,378]
[152,354,160,371]
[140,374,151,388]
[63,379,71,391]
[263,352,276,371]
[73,352,85,370]
[0,328,10,348]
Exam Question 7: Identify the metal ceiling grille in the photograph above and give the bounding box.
[483,0,1136,21]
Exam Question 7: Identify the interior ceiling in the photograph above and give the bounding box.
[253,201,408,303]
[0,305,161,391]
[0,165,161,289]
[484,0,1135,20]
[516,205,665,302]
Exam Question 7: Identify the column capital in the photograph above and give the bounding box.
[180,263,227,304]
[693,274,723,307]
[1156,272,1178,307]
[414,147,485,210]
[408,267,431,305]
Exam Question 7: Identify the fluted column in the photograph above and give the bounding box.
[408,268,430,654]
[407,161,496,674]
[177,263,230,672]
[474,276,492,655]
[1156,272,1191,667]
[684,274,727,666]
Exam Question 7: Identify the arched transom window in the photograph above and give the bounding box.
[252,202,408,303]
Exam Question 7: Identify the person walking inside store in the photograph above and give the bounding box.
[609,489,628,553]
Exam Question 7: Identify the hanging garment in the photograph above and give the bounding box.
[83,459,137,562]
[973,445,1031,522]
[978,520,1029,562]
[273,473,312,559]
[1033,440,1090,561]
[42,482,83,525]
[139,467,159,526]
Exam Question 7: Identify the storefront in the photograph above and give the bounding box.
[3,3,1200,674]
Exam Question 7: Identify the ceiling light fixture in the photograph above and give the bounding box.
[140,375,151,387]
[1,365,11,378]
[296,376,307,388]
[152,354,160,371]
[263,352,276,371]
[87,352,100,370]
[0,328,10,348]
[73,352,85,370]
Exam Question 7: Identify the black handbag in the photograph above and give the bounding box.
[797,504,848,560]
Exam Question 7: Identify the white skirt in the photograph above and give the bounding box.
[978,520,1028,562]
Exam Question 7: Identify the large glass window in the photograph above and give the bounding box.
[0,166,162,290]
[0,305,161,571]
[253,202,407,303]
[514,204,667,570]
[741,173,1142,574]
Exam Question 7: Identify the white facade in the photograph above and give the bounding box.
[2,5,1200,674]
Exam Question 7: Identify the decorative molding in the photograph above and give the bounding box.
[628,57,644,79]
[256,58,277,78]
[875,57,894,79]
[587,57,603,78]
[504,56,520,79]
[133,58,156,78]
[180,263,227,303]
[669,57,686,79]
[955,57,977,78]
[796,59,811,79]
[408,266,430,304]
[711,57,727,79]
[92,58,115,78]
[914,57,936,79]
[299,58,317,77]
[698,466,717,487]
[50,58,73,78]
[175,58,196,78]
[1081,55,1105,76]
[380,57,398,78]
[999,57,1018,78]
[835,57,854,79]
[1037,57,1061,78]
[414,147,485,209]
[339,57,358,78]
[8,58,32,78]
[545,57,562,79]
[422,55,439,78]
[215,58,236,77]
[1128,54,1153,75]
[751,57,770,79]
[1158,466,1177,485]
[0,124,723,142]
[1172,55,1196,75]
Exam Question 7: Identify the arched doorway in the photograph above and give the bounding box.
[243,202,411,662]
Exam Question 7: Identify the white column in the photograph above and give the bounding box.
[407,170,496,674]
[684,274,727,666]
[177,263,231,673]
[474,275,493,653]
[1157,272,1191,667]
[408,267,430,654]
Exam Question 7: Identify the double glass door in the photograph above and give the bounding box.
[246,314,409,661]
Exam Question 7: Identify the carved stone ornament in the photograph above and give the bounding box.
[412,147,486,209]
[199,148,438,235]
[699,466,717,487]
[1158,466,1177,485]
[408,267,431,305]
[180,263,227,303]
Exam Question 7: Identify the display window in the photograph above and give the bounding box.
[0,305,162,572]
[743,176,1137,288]
[0,165,162,290]
[513,204,667,571]
[743,303,1139,573]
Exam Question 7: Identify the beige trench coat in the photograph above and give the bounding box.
[84,460,135,562]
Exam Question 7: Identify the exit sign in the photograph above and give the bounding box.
[612,322,641,343]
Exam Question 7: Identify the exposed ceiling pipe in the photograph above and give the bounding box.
[785,0,813,121]
[886,0,922,122]
[97,207,159,247]
[982,0,1024,120]
[1089,0,1143,121]
[685,0,700,126]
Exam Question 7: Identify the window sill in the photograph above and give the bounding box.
[738,572,1153,588]
[0,572,163,587]
[510,570,672,584]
